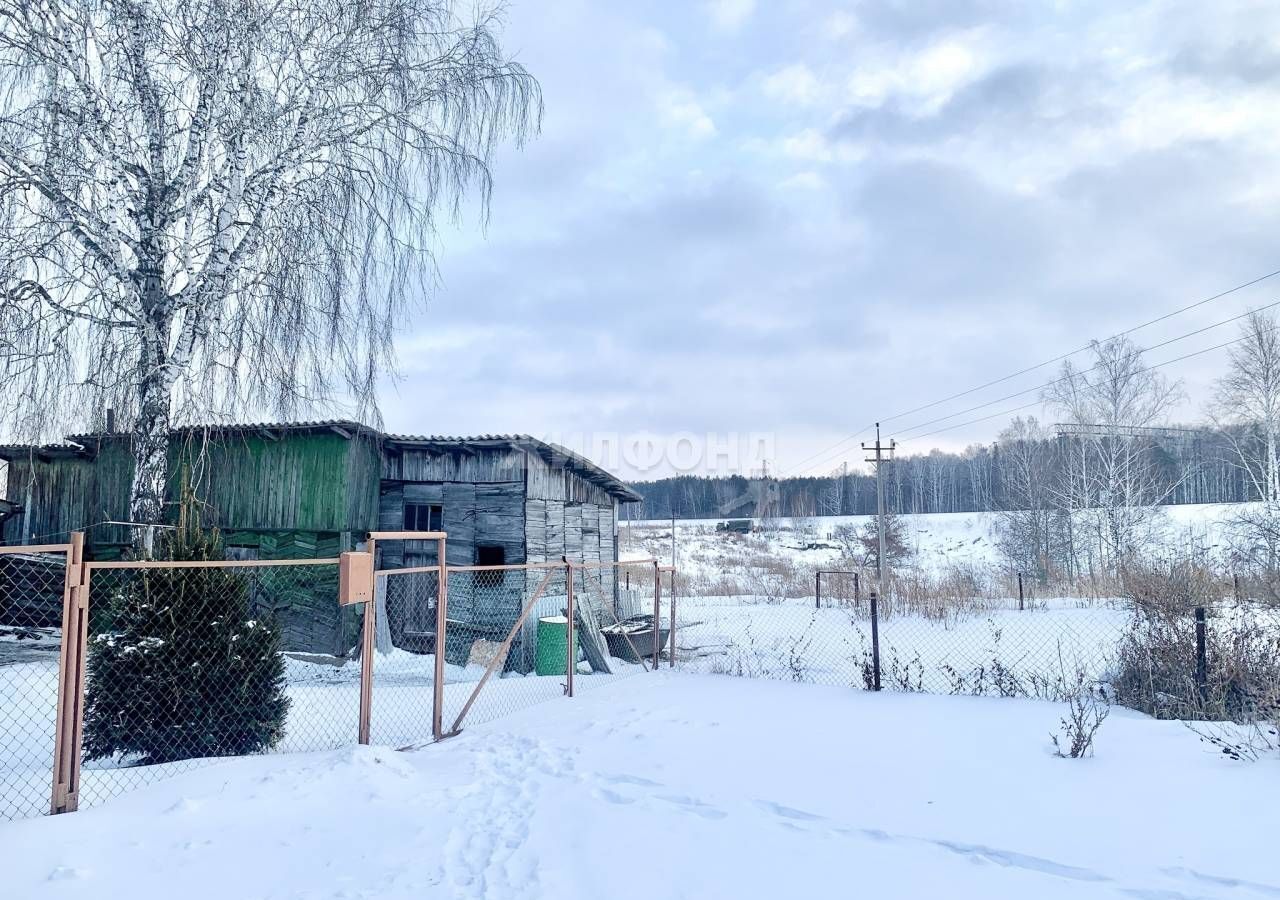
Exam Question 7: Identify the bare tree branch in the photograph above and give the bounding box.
[0,0,541,541]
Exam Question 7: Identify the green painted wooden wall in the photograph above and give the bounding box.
[1,431,381,549]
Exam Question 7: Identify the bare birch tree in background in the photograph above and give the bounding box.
[1210,310,1280,573]
[1044,337,1184,572]
[994,416,1057,579]
[0,0,540,543]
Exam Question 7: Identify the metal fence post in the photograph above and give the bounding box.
[854,572,860,608]
[1194,606,1208,704]
[869,589,882,692]
[815,571,821,609]
[565,561,575,697]
[1017,572,1025,611]
[652,560,662,670]
[358,538,377,745]
[51,532,87,814]
[668,570,677,668]
[432,535,448,740]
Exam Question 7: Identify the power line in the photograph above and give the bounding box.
[891,296,1280,439]
[896,328,1268,446]
[780,422,876,478]
[883,267,1280,426]
[782,267,1280,477]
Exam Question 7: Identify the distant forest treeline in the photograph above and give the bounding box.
[625,425,1258,520]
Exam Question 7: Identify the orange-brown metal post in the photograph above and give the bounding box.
[358,538,377,745]
[565,561,575,697]
[432,535,448,741]
[51,532,87,814]
[652,560,661,669]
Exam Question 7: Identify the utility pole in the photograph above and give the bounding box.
[862,423,896,603]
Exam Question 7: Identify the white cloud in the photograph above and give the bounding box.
[823,10,857,40]
[706,0,755,33]
[762,63,822,106]
[778,128,862,164]
[658,88,717,140]
[847,33,989,113]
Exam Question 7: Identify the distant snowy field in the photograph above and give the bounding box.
[4,674,1276,900]
[621,502,1242,579]
[616,504,1249,696]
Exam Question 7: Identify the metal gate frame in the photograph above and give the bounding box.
[341,543,678,742]
[0,532,83,815]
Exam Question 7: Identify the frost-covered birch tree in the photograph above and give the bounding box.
[1211,310,1280,503]
[994,416,1057,579]
[0,0,540,543]
[1210,310,1280,571]
[1043,337,1184,570]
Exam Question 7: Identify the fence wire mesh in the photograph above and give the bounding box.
[422,561,666,734]
[0,548,66,821]
[571,562,663,694]
[436,565,572,735]
[1,541,673,823]
[372,567,440,748]
[671,565,1280,720]
[78,561,357,811]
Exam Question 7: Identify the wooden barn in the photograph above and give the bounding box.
[0,422,641,659]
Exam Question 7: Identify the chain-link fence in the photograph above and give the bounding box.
[571,561,669,694]
[436,564,572,736]
[78,560,358,811]
[1,533,676,823]
[432,560,669,736]
[671,567,1280,721]
[372,565,442,748]
[0,544,70,821]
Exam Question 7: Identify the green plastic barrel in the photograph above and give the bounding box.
[536,616,576,676]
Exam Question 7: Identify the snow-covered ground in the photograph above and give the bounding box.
[3,504,1250,824]
[3,673,1275,900]
[619,505,1245,698]
[673,595,1129,695]
[1,647,646,821]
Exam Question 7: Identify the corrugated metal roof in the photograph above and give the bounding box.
[66,419,378,442]
[382,432,641,501]
[0,441,91,458]
[3,422,641,501]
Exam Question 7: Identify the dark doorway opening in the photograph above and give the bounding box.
[476,545,505,589]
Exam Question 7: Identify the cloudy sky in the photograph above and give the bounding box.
[378,0,1280,481]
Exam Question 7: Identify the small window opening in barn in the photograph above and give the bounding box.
[404,503,442,532]
[476,545,505,590]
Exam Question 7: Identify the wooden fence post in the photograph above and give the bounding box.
[51,532,87,814]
